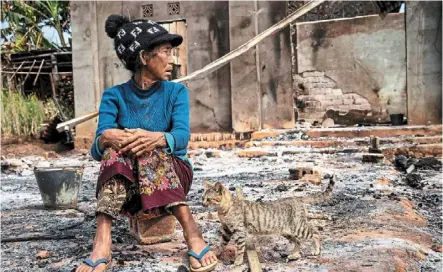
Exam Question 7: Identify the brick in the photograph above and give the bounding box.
[251,131,283,140]
[205,150,222,158]
[302,71,324,78]
[343,98,354,105]
[312,94,326,101]
[44,151,60,159]
[304,101,321,107]
[307,125,442,138]
[305,76,322,83]
[129,214,176,245]
[312,83,325,88]
[331,89,343,95]
[301,174,322,185]
[236,150,277,158]
[318,88,332,95]
[362,153,385,163]
[289,167,322,180]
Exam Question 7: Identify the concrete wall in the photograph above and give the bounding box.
[294,14,407,124]
[406,1,442,125]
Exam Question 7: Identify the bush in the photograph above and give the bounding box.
[1,91,58,138]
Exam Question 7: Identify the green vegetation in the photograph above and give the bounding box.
[1,90,58,137]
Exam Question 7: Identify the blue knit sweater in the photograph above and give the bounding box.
[90,79,190,163]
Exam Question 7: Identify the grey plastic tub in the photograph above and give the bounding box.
[34,166,84,209]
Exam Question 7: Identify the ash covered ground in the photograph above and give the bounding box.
[1,143,442,272]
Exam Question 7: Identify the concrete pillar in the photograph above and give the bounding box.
[229,1,261,132]
[257,1,295,129]
[406,1,442,125]
[71,1,101,148]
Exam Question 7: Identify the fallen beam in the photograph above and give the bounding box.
[247,250,263,272]
[56,112,99,132]
[305,125,442,138]
[1,232,76,243]
[61,0,325,131]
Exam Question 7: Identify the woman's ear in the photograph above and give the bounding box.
[139,50,149,66]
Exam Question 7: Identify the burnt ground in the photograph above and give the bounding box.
[1,142,442,272]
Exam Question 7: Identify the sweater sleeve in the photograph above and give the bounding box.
[90,88,119,161]
[167,85,190,152]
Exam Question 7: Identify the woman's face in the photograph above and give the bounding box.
[143,43,174,81]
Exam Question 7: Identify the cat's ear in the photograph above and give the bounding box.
[214,182,224,194]
[204,180,210,187]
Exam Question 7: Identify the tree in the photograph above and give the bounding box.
[1,0,71,52]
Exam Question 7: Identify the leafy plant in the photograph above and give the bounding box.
[1,0,71,52]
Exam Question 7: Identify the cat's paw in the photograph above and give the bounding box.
[306,250,321,258]
[233,257,245,266]
[287,252,302,261]
[228,264,248,272]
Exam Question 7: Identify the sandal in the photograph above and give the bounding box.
[187,246,218,272]
[81,256,112,271]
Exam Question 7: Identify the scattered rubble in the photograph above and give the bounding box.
[1,128,442,271]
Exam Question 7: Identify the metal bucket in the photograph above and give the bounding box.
[390,113,405,126]
[34,166,84,209]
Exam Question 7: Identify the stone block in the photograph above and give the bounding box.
[301,174,322,185]
[205,150,222,158]
[236,150,277,158]
[129,214,176,245]
[343,98,355,105]
[289,166,322,180]
[302,71,325,78]
[331,89,343,95]
[251,131,283,140]
[362,153,385,163]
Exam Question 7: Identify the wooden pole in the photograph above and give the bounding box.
[247,250,263,272]
[33,59,45,86]
[22,59,36,84]
[6,60,25,82]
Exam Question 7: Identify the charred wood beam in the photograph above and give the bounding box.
[1,232,76,243]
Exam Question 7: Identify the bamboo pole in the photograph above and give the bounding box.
[6,60,25,82]
[59,0,325,131]
[22,59,36,84]
[1,71,72,75]
[33,59,45,86]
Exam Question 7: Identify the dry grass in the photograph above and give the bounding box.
[1,91,58,138]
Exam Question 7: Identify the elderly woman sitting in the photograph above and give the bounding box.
[76,15,217,272]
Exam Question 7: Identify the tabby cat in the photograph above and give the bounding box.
[202,176,335,266]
